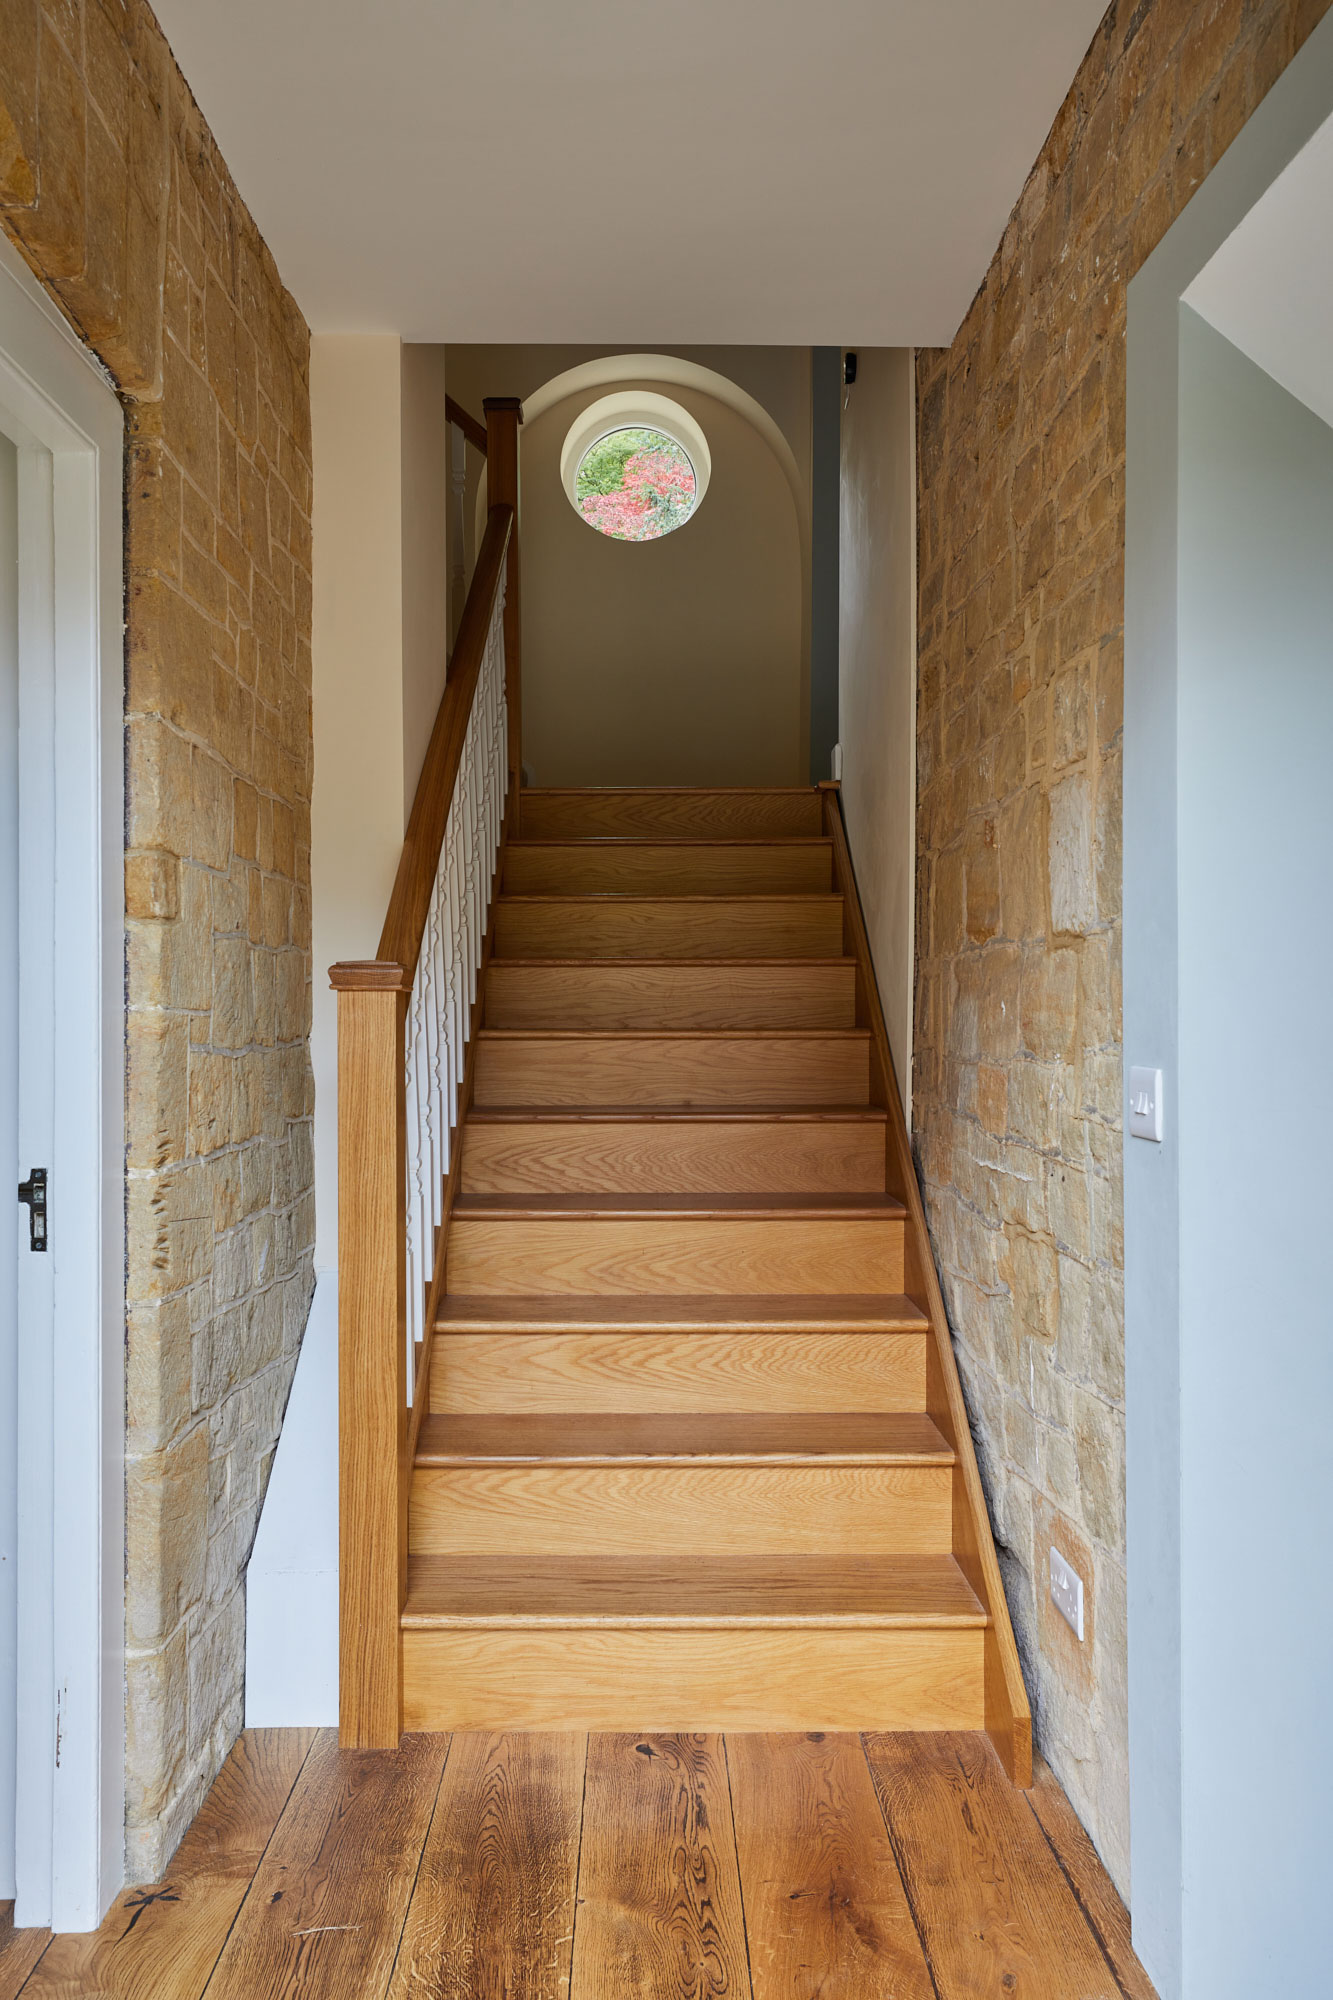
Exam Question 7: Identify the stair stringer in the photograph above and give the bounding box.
[822,783,1033,1785]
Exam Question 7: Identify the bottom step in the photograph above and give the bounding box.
[400,1554,986,1732]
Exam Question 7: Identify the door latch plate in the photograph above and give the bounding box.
[17,1167,48,1251]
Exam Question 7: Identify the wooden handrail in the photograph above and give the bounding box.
[445,393,487,454]
[371,503,512,980]
[332,403,520,1750]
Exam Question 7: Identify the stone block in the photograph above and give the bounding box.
[126,1008,188,1170]
[1000,1227,1060,1343]
[1020,945,1079,1062]
[125,1423,209,1649]
[1048,773,1096,935]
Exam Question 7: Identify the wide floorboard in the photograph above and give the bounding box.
[0,1731,1156,2000]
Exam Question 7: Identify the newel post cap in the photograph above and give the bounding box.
[328,960,410,993]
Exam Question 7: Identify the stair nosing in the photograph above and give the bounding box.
[433,1295,932,1333]
[401,1553,985,1630]
[505,837,835,850]
[450,1193,906,1221]
[414,1413,953,1469]
[487,957,859,969]
[465,1103,888,1122]
[476,1027,870,1041]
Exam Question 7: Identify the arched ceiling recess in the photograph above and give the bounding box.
[476,354,807,537]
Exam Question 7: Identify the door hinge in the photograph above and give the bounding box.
[17,1167,48,1251]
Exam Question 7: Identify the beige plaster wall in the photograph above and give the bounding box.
[838,347,916,1113]
[444,343,812,493]
[310,334,452,1267]
[400,341,450,807]
[519,380,803,786]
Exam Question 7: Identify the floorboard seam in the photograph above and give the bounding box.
[1021,1790,1140,2000]
[719,1734,757,2000]
[564,1733,591,1998]
[380,1733,454,1998]
[858,1734,944,2000]
[196,1727,322,2000]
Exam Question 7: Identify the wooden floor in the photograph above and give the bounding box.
[0,1729,1156,2000]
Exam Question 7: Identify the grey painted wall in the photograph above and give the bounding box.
[1175,307,1333,1991]
[1123,18,1333,1996]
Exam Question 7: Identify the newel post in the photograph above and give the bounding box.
[484,396,523,795]
[329,958,410,1749]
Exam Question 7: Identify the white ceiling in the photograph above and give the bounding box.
[151,0,1108,345]
[1185,109,1333,433]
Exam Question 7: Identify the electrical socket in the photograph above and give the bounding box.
[1049,1546,1085,1640]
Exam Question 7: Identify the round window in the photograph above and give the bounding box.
[574,426,699,541]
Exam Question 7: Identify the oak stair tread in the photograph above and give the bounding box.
[490,955,860,968]
[434,1293,932,1332]
[400,1553,987,1628]
[499,892,844,904]
[451,1191,906,1220]
[415,1411,953,1466]
[506,836,834,849]
[466,1104,888,1123]
[477,1027,871,1041]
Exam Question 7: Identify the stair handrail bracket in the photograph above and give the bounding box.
[330,409,519,1748]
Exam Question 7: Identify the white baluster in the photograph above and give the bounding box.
[401,577,510,1373]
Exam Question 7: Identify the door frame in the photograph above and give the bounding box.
[1124,13,1333,1995]
[0,230,125,1932]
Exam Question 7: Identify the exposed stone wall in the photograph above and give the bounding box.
[913,0,1331,1891]
[1,0,314,1877]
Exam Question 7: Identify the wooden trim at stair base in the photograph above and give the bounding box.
[822,786,1034,1785]
[334,985,408,1748]
[400,1627,985,1732]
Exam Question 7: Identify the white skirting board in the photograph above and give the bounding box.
[244,1272,339,1724]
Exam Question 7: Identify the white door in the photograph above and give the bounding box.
[0,232,124,1932]
[0,415,18,1907]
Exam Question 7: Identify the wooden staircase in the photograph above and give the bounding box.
[395,785,1031,1775]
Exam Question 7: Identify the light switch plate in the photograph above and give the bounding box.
[1128,1064,1163,1142]
[1050,1546,1085,1640]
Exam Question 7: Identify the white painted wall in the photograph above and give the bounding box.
[248,334,450,1722]
[838,348,917,1111]
[0,429,17,1901]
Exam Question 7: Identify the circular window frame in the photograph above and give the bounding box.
[561,391,711,540]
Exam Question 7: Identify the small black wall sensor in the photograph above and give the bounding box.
[843,351,858,386]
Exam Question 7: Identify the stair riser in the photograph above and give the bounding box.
[460,1120,886,1194]
[401,1627,984,1732]
[409,1463,952,1556]
[494,899,844,960]
[485,961,857,1031]
[517,791,824,841]
[445,1217,905,1295]
[473,1036,871,1108]
[504,844,833,896]
[431,1330,928,1414]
